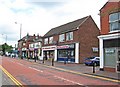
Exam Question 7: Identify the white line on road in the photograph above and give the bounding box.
[28,67,43,72]
[17,63,24,66]
[54,75,84,85]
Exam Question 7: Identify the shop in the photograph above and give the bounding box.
[98,34,120,72]
[42,43,79,63]
[22,48,27,58]
[57,44,75,62]
[42,46,57,61]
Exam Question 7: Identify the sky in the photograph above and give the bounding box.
[0,0,108,47]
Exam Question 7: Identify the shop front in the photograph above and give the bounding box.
[57,44,75,62]
[98,34,120,72]
[22,47,27,58]
[42,46,57,61]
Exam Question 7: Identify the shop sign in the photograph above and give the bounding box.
[105,49,115,54]
[92,47,98,52]
[29,48,34,51]
[57,44,74,49]
[22,48,26,51]
[42,46,56,50]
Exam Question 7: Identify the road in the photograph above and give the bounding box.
[0,56,119,87]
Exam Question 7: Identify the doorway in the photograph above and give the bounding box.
[116,49,120,73]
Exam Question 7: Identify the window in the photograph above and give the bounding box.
[44,38,48,45]
[59,34,65,42]
[49,37,53,44]
[23,43,26,46]
[58,50,75,58]
[109,12,120,32]
[66,32,73,41]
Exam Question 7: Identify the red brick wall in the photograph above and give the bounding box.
[100,2,119,35]
[78,16,100,63]
[104,67,116,72]
[42,16,100,63]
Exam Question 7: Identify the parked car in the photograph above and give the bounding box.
[84,57,100,66]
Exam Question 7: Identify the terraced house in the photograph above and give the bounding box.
[98,0,120,72]
[42,15,100,63]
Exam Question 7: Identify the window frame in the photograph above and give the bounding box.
[66,32,73,41]
[49,36,53,44]
[44,38,48,45]
[109,12,120,32]
[59,34,65,42]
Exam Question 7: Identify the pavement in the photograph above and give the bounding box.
[20,58,120,82]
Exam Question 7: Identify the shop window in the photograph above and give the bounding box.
[109,12,120,32]
[59,34,65,42]
[44,38,48,45]
[66,32,73,41]
[49,37,53,44]
[58,50,75,58]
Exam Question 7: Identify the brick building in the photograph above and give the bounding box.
[42,15,100,63]
[18,34,42,59]
[98,0,120,72]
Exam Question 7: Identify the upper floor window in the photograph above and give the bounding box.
[109,12,120,32]
[66,32,73,41]
[59,34,65,42]
[49,37,53,44]
[23,43,26,46]
[44,38,48,45]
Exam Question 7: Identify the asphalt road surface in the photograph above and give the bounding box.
[0,56,119,87]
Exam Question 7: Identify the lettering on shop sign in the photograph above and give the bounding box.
[42,46,56,50]
[105,49,115,54]
[57,44,74,49]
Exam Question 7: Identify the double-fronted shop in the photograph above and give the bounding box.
[42,43,79,63]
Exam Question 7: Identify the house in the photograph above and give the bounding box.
[42,15,100,63]
[18,34,42,59]
[98,0,120,72]
[29,35,42,60]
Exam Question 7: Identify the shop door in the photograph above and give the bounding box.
[117,49,120,73]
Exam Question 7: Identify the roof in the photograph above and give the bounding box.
[100,0,120,11]
[43,16,90,37]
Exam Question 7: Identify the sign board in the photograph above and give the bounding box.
[57,44,74,49]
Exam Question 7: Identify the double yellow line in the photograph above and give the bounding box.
[0,65,24,87]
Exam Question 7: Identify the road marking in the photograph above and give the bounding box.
[38,63,120,83]
[28,67,43,72]
[17,63,24,66]
[0,65,24,87]
[54,75,84,85]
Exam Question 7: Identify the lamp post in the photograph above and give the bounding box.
[15,22,22,59]
[1,34,7,56]
[15,22,22,40]
[2,34,7,44]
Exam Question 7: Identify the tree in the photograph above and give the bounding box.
[1,43,13,55]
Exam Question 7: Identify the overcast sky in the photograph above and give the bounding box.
[0,0,108,47]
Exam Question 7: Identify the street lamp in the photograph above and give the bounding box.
[1,34,7,44]
[15,22,22,59]
[15,22,22,40]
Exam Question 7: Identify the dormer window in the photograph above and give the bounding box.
[109,12,120,32]
[59,34,65,42]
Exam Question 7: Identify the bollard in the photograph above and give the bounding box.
[43,57,44,64]
[64,58,66,64]
[52,58,54,66]
[35,57,36,62]
[93,61,95,73]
